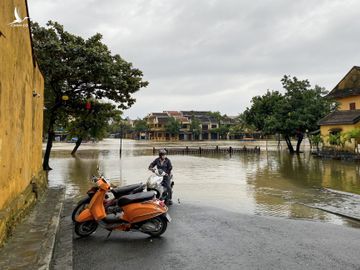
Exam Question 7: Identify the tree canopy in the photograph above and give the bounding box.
[165,117,181,136]
[31,21,148,169]
[67,101,121,154]
[243,76,334,153]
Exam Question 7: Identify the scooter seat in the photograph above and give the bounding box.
[111,183,143,198]
[117,191,156,207]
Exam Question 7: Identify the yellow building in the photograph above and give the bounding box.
[0,0,46,245]
[319,66,360,149]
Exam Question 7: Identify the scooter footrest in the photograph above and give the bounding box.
[104,213,123,223]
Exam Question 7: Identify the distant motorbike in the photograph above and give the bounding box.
[72,177,145,222]
[74,176,170,238]
[146,168,174,205]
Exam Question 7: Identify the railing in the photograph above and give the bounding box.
[152,146,260,155]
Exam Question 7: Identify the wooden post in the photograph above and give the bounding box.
[199,147,202,155]
[266,135,268,151]
[186,146,189,154]
[216,145,219,152]
[153,147,155,155]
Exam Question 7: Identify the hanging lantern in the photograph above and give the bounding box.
[85,101,91,110]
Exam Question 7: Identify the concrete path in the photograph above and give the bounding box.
[0,187,64,270]
[71,202,360,270]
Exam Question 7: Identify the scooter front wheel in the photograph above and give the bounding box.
[74,221,98,237]
[72,197,91,222]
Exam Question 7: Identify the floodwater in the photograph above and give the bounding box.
[47,139,360,228]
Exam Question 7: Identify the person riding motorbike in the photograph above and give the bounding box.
[148,149,173,205]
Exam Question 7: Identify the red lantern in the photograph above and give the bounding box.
[85,101,91,110]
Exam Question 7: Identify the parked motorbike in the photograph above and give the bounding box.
[146,168,174,205]
[74,176,171,238]
[72,177,145,222]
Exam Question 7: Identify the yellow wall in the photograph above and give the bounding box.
[320,123,360,150]
[337,96,360,110]
[0,0,45,244]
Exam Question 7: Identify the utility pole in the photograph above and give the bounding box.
[119,121,123,158]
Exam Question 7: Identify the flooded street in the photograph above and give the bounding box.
[47,139,360,228]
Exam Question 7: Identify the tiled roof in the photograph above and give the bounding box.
[318,110,360,125]
[165,111,182,116]
[150,112,168,117]
[327,88,360,98]
[158,117,170,124]
[327,66,360,99]
[181,111,211,117]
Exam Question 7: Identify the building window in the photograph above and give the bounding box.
[211,124,217,128]
[350,102,356,110]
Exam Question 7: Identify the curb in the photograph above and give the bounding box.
[51,199,74,270]
[38,187,65,270]
[0,186,66,270]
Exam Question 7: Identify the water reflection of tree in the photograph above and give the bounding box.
[246,151,360,220]
[66,151,100,196]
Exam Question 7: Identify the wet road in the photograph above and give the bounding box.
[73,203,360,270]
[47,139,360,269]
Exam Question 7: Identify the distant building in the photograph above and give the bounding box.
[145,111,220,141]
[319,66,360,149]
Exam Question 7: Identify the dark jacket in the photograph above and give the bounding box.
[149,157,172,175]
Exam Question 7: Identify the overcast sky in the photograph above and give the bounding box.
[28,0,360,118]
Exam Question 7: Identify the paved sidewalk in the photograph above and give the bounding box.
[0,187,65,270]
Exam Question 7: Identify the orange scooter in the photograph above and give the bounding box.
[75,176,171,238]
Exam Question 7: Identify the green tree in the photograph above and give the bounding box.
[133,119,149,139]
[189,116,201,140]
[327,133,347,149]
[208,111,228,139]
[165,117,181,138]
[212,125,230,139]
[244,76,334,153]
[67,102,120,155]
[229,114,255,137]
[31,21,148,170]
[308,134,323,152]
[345,128,360,152]
[243,90,284,133]
[208,111,223,125]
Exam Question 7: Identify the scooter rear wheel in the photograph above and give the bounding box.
[143,215,168,237]
[74,221,98,237]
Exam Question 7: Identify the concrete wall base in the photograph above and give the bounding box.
[0,171,47,247]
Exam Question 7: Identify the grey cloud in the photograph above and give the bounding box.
[28,0,360,118]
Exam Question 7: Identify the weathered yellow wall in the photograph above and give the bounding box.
[337,96,360,111]
[0,0,45,244]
